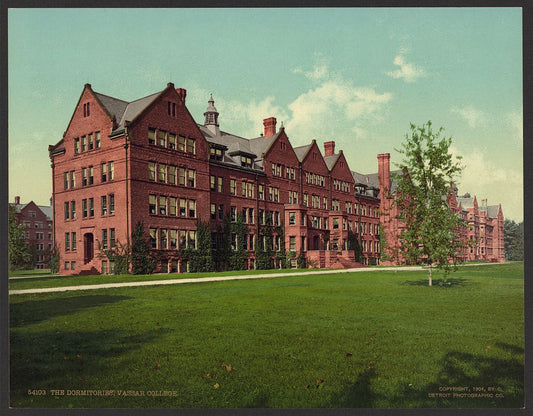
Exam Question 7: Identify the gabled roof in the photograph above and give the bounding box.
[486,205,500,218]
[324,154,340,171]
[456,196,474,209]
[9,202,53,220]
[115,90,164,133]
[94,92,129,125]
[293,144,312,162]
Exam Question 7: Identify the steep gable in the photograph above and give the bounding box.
[300,140,329,176]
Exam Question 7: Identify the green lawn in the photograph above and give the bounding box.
[8,268,315,290]
[9,263,524,408]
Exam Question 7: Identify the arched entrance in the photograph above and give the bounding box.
[84,233,94,264]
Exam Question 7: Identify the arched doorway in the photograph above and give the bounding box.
[84,233,94,264]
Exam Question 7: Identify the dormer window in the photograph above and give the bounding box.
[210,146,224,161]
[241,156,253,168]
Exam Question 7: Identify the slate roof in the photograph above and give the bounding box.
[324,154,340,170]
[198,124,269,172]
[293,144,312,162]
[487,205,500,218]
[456,196,475,210]
[94,92,128,124]
[116,91,163,132]
[9,203,53,220]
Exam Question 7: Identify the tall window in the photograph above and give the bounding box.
[258,185,264,200]
[102,229,108,249]
[101,195,107,215]
[148,162,156,181]
[109,194,115,215]
[82,199,88,218]
[168,166,176,184]
[81,136,87,152]
[159,196,167,215]
[149,195,156,214]
[169,197,177,216]
[179,199,186,217]
[179,167,186,186]
[101,163,108,182]
[148,128,156,145]
[187,138,195,154]
[160,229,168,249]
[108,162,114,181]
[158,130,166,147]
[210,175,216,191]
[82,168,87,187]
[74,138,80,154]
[188,200,196,217]
[65,233,70,251]
[64,202,70,220]
[188,170,196,187]
[170,230,177,249]
[158,164,166,183]
[70,201,76,219]
[178,135,186,152]
[168,133,176,149]
[95,131,101,148]
[230,179,236,195]
[88,133,94,150]
[218,177,223,193]
[88,166,94,185]
[149,229,157,248]
[89,198,94,216]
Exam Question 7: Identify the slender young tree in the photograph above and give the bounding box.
[8,207,31,270]
[394,121,467,286]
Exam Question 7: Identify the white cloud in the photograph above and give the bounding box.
[386,53,426,83]
[292,57,330,81]
[450,145,523,221]
[451,105,486,128]
[507,110,523,144]
[286,79,392,144]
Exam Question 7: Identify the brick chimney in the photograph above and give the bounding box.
[15,196,20,204]
[377,153,391,193]
[324,141,336,156]
[176,88,187,103]
[263,117,277,137]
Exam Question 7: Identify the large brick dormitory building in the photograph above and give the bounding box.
[48,83,504,275]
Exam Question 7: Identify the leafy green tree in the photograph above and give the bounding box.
[504,219,523,261]
[8,208,31,270]
[49,244,60,273]
[394,121,468,286]
[131,221,156,274]
[187,220,214,272]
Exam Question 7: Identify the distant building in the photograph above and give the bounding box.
[9,196,54,269]
[377,153,505,264]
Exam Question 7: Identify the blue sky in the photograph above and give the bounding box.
[8,7,523,220]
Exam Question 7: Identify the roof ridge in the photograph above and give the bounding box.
[94,91,129,104]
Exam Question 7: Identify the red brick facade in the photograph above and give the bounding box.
[9,197,53,269]
[49,84,504,275]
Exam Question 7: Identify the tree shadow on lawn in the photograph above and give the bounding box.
[10,294,132,328]
[331,344,523,408]
[10,326,171,406]
[402,278,468,287]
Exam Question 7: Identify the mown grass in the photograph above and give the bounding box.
[8,268,315,291]
[9,263,523,408]
[9,269,55,277]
